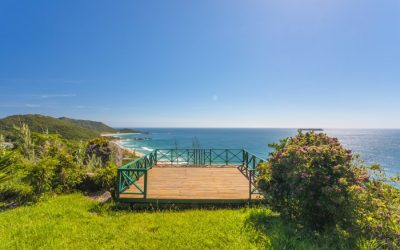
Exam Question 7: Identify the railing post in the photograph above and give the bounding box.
[209,149,212,165]
[249,170,252,200]
[116,170,121,199]
[225,149,228,165]
[144,170,148,199]
[242,150,245,168]
[244,150,248,169]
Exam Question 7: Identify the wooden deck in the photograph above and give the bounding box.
[119,166,262,203]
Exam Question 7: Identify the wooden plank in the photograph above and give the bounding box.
[119,166,263,201]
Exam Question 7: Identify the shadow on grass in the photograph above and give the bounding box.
[90,198,268,213]
[90,200,359,249]
[245,210,357,250]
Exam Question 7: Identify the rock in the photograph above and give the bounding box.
[87,191,112,203]
[0,202,17,211]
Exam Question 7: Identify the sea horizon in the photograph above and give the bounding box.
[112,128,400,177]
[114,127,400,130]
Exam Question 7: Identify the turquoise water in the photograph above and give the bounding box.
[116,128,400,176]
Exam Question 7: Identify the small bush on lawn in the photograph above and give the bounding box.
[93,160,117,193]
[258,132,400,248]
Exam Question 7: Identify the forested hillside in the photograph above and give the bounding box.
[0,114,140,140]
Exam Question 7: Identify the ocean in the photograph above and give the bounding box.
[115,128,400,176]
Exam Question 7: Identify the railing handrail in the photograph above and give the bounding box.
[118,149,265,168]
[242,148,264,162]
[156,148,244,150]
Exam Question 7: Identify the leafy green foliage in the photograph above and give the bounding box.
[351,165,400,248]
[58,117,116,134]
[0,114,100,140]
[258,132,400,248]
[25,157,58,195]
[0,124,124,206]
[0,151,15,183]
[59,117,141,134]
[0,114,140,202]
[0,150,34,204]
[93,161,117,192]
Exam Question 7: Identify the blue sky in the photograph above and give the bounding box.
[0,0,399,128]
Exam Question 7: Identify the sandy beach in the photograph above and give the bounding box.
[102,132,145,157]
[101,132,141,137]
[109,140,144,157]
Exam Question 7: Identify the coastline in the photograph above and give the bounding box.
[109,140,144,158]
[102,132,148,158]
[101,132,141,137]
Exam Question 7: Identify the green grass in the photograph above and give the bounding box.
[0,194,370,250]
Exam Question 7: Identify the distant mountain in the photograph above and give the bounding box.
[58,117,116,134]
[0,114,141,141]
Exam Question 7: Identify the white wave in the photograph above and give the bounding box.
[141,146,154,152]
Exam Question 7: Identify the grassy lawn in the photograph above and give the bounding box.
[0,194,362,250]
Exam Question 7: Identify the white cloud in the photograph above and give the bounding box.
[25,104,41,108]
[6,94,78,99]
[36,94,77,99]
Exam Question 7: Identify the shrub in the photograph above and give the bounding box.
[0,151,34,203]
[1,125,124,205]
[1,125,88,204]
[0,180,33,204]
[51,151,85,193]
[0,151,14,182]
[352,166,400,248]
[27,133,86,194]
[258,132,400,248]
[93,161,117,192]
[25,157,58,195]
[258,132,365,231]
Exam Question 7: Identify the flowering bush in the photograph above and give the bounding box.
[258,132,400,248]
[258,132,364,230]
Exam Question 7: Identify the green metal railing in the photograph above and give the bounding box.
[156,149,244,165]
[116,149,264,200]
[117,150,157,199]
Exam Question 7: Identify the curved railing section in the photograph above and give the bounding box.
[241,150,265,197]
